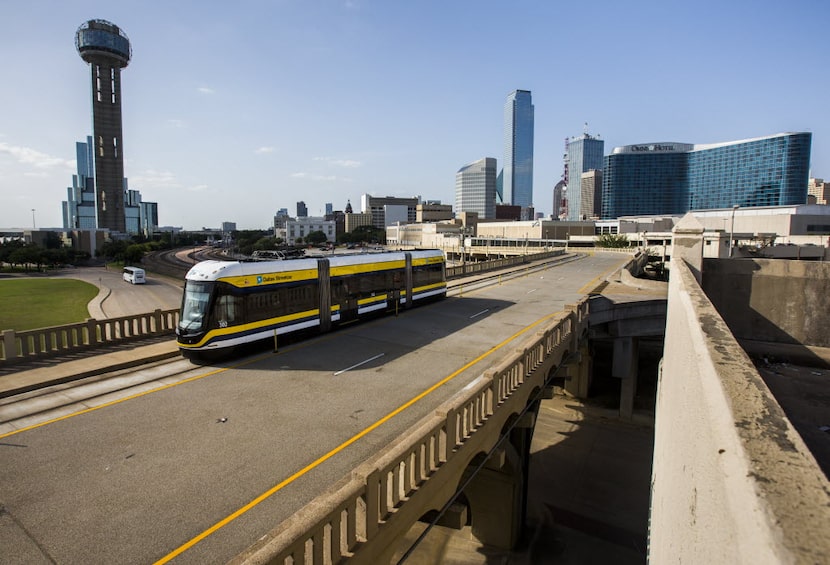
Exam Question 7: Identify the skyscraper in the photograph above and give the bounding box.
[63,136,97,230]
[579,170,603,220]
[565,132,604,220]
[75,19,132,233]
[502,90,534,215]
[456,158,497,219]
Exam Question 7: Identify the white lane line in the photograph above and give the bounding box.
[469,309,490,319]
[334,353,385,376]
[527,288,538,294]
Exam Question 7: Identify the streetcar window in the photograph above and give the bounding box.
[244,283,318,325]
[413,263,444,287]
[179,281,213,333]
[214,294,243,328]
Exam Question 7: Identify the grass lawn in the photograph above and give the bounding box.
[0,278,99,331]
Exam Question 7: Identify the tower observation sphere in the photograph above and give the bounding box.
[75,19,132,233]
[75,19,131,67]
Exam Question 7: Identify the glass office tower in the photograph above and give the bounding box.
[503,90,534,211]
[565,133,604,220]
[602,133,812,218]
[456,158,497,219]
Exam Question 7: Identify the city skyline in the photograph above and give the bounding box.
[1,1,828,231]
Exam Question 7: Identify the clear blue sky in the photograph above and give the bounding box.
[1,0,827,230]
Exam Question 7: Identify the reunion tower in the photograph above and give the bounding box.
[75,19,132,233]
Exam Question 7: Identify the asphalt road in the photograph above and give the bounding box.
[0,253,629,564]
[55,266,184,318]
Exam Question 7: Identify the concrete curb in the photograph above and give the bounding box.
[0,343,180,399]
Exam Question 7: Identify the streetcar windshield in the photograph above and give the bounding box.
[179,281,213,334]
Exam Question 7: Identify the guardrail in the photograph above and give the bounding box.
[1,309,179,366]
[232,298,590,565]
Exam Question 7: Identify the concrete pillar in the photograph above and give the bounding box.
[463,442,524,549]
[613,336,639,419]
[671,213,705,284]
[563,343,592,399]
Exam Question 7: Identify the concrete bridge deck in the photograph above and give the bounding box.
[1,253,649,564]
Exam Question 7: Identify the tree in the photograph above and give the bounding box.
[351,225,385,244]
[124,244,145,264]
[305,230,328,246]
[98,239,129,261]
[595,233,631,248]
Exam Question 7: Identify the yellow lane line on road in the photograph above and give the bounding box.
[154,307,565,564]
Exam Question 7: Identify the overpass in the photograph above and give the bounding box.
[1,252,639,563]
[2,237,828,563]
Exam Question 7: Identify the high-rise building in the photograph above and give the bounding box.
[297,201,308,218]
[325,202,333,216]
[63,136,97,230]
[808,178,829,205]
[75,20,132,233]
[62,136,157,235]
[502,90,534,214]
[565,132,604,220]
[580,170,603,220]
[456,158,496,219]
[602,133,812,219]
[552,180,566,220]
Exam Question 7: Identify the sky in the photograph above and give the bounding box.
[1,0,828,231]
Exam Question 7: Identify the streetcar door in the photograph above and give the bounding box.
[335,277,359,323]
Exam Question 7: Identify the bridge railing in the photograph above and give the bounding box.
[0,309,179,366]
[445,249,565,278]
[231,298,590,565]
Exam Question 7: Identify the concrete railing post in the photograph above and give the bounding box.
[3,329,17,361]
[85,318,98,346]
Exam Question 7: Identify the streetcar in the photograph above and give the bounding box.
[176,250,446,357]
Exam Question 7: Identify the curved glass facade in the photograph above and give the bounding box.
[602,133,811,219]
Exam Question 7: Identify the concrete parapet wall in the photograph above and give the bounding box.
[651,258,830,564]
[701,258,830,348]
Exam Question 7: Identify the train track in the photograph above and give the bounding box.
[142,246,229,280]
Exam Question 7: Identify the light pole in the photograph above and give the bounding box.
[729,204,739,257]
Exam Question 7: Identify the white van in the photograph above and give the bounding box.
[123,266,146,284]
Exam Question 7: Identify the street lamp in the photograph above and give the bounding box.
[729,204,740,257]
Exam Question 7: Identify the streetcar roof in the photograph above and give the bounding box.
[184,249,443,282]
